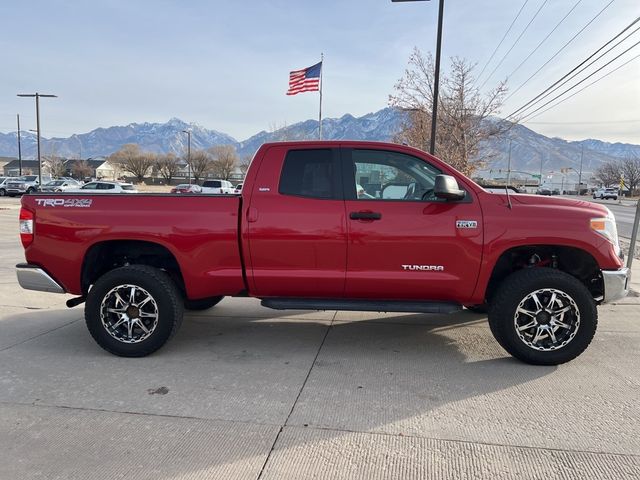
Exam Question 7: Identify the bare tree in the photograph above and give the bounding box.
[593,162,621,187]
[620,156,640,195]
[389,48,510,176]
[109,144,154,182]
[44,156,67,178]
[72,159,93,180]
[239,155,253,175]
[208,145,238,180]
[189,150,213,182]
[155,153,181,183]
[43,144,67,178]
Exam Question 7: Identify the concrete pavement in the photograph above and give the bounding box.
[0,203,639,479]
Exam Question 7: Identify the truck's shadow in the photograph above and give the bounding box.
[0,302,556,477]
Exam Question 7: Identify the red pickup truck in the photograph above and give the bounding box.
[16,141,629,365]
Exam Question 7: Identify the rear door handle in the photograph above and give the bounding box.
[350,211,382,221]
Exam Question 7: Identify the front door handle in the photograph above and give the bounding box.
[350,211,382,221]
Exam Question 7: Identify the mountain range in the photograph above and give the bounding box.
[0,108,638,174]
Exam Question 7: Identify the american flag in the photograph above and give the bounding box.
[286,61,322,95]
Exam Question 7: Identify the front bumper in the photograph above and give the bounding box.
[602,268,630,303]
[16,263,65,294]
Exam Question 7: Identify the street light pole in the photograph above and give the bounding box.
[392,0,444,156]
[17,93,57,186]
[578,144,584,195]
[182,130,191,184]
[16,114,22,176]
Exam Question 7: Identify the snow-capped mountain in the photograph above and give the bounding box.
[0,109,636,174]
[0,118,236,159]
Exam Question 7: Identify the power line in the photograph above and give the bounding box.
[520,47,640,122]
[479,0,549,90]
[522,53,640,122]
[527,119,640,125]
[476,0,530,83]
[508,17,640,119]
[504,0,583,81]
[505,0,616,101]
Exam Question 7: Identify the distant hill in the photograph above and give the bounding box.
[0,109,636,175]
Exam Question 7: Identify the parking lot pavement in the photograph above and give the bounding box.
[0,207,639,479]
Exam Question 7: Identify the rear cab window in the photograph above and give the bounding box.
[279,149,341,199]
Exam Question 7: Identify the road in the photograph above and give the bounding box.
[563,195,639,239]
[0,198,639,479]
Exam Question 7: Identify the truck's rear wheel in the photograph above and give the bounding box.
[184,296,224,311]
[85,265,184,357]
[488,268,597,365]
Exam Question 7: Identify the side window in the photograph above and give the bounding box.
[82,183,97,189]
[279,149,336,199]
[351,149,442,202]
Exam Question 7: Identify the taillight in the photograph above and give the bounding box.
[19,208,34,248]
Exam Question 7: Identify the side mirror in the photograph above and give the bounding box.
[434,174,465,201]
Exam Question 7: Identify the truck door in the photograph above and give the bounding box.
[342,147,483,302]
[246,146,347,297]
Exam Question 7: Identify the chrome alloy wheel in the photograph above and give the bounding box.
[514,288,580,351]
[100,284,159,344]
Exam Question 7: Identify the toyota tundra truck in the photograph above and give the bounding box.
[16,141,630,365]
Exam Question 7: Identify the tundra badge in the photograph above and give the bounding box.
[456,220,478,229]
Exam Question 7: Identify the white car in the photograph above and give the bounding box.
[39,180,81,192]
[70,181,138,193]
[0,177,9,196]
[201,179,234,194]
[593,187,618,200]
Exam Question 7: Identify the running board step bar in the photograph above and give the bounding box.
[261,298,461,314]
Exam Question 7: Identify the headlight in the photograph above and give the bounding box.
[591,208,621,256]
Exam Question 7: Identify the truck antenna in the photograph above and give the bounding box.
[505,185,512,210]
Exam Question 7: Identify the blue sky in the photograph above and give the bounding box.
[1,0,638,143]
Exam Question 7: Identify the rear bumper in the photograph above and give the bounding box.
[16,263,65,294]
[602,268,630,303]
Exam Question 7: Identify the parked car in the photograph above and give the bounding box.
[171,184,202,194]
[593,187,618,200]
[201,179,234,194]
[234,183,243,193]
[536,187,552,196]
[69,181,138,193]
[16,141,628,365]
[39,180,81,193]
[5,175,50,196]
[0,177,9,196]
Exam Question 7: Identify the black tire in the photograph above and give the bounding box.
[184,296,224,311]
[488,268,597,365]
[85,265,184,357]
[0,188,5,197]
[26,187,35,194]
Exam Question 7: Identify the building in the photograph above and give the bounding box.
[3,159,40,177]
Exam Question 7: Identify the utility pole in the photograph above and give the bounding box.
[578,145,584,195]
[182,130,192,184]
[17,93,57,186]
[16,114,22,176]
[506,140,512,187]
[391,0,444,155]
[539,153,544,188]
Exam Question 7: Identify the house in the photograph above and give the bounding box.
[3,159,40,177]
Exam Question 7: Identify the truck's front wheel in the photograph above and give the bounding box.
[85,265,184,357]
[489,268,597,365]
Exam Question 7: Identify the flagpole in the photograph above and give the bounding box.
[318,53,323,140]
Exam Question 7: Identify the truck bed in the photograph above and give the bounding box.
[21,194,246,298]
